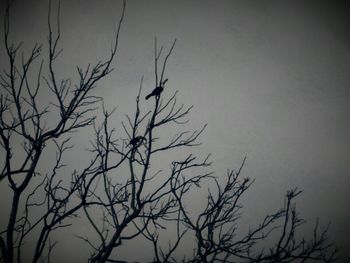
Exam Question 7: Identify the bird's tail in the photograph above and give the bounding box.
[145,93,152,100]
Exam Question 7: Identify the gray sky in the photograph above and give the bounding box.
[1,0,349,262]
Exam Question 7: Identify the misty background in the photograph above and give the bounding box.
[0,0,349,262]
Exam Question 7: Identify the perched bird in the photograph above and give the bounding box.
[145,78,168,100]
[145,86,163,100]
[129,136,145,147]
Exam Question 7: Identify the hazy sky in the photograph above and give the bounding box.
[1,0,349,262]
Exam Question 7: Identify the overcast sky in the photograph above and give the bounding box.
[1,0,349,262]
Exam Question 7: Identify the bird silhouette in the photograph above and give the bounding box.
[145,79,168,100]
[129,136,145,147]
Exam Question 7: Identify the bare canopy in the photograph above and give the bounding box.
[0,1,338,263]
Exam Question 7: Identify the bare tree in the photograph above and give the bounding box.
[170,167,337,263]
[0,1,126,262]
[74,39,337,263]
[75,38,213,263]
[0,1,337,263]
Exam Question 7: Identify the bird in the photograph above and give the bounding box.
[129,136,145,147]
[145,78,168,100]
